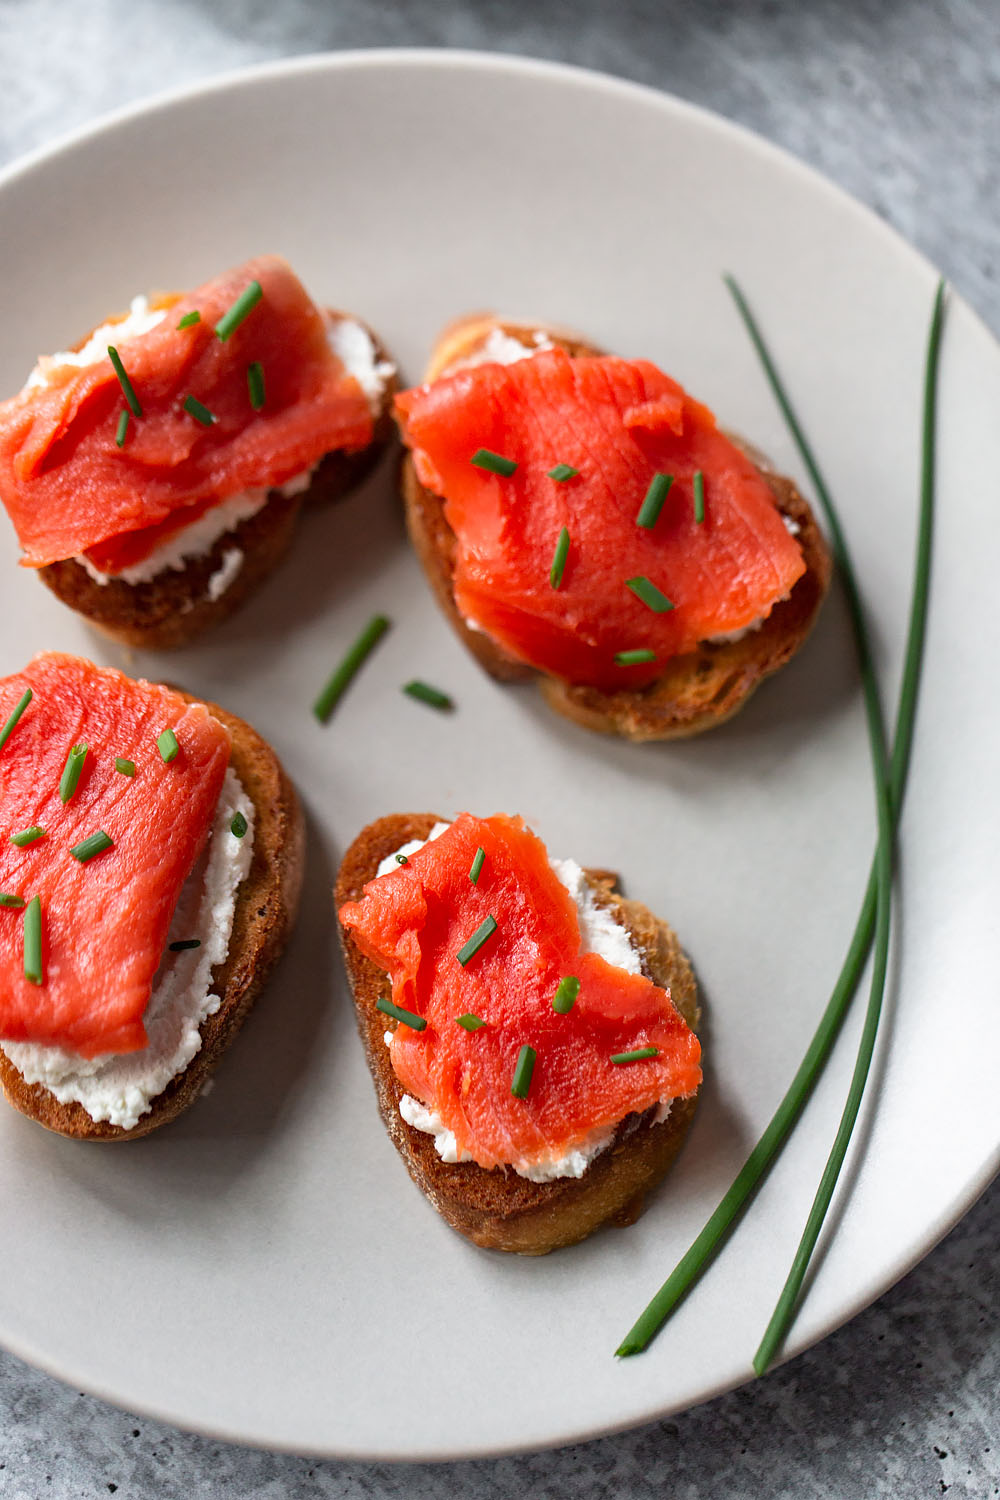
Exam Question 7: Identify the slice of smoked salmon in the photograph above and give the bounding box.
[0,257,374,571]
[339,813,701,1172]
[0,654,230,1057]
[395,349,806,690]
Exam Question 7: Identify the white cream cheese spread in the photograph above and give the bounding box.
[328,317,396,413]
[374,821,666,1180]
[1,767,254,1130]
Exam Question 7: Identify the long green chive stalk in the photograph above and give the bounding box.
[616,277,944,1360]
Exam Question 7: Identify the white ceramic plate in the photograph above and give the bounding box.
[0,50,996,1461]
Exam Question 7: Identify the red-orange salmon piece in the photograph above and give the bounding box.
[339,813,701,1171]
[0,654,230,1057]
[0,256,374,571]
[395,349,805,690]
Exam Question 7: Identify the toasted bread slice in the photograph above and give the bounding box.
[335,813,700,1255]
[0,693,305,1140]
[399,316,832,741]
[38,309,397,650]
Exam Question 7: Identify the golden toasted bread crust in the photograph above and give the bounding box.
[335,813,700,1255]
[0,693,305,1140]
[399,316,833,740]
[36,310,397,650]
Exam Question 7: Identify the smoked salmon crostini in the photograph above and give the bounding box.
[336,812,701,1254]
[394,316,831,741]
[0,653,303,1138]
[0,257,396,648]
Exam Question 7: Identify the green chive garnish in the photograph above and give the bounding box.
[456,1013,486,1031]
[693,470,705,523]
[176,310,201,330]
[0,688,32,754]
[395,853,409,865]
[468,847,485,885]
[70,830,113,864]
[510,1044,536,1099]
[157,728,179,763]
[231,811,248,839]
[115,757,136,777]
[247,361,265,411]
[552,976,580,1014]
[610,1045,659,1065]
[457,914,498,967]
[615,277,945,1364]
[636,472,673,528]
[615,648,657,666]
[471,448,517,477]
[403,680,453,711]
[215,279,263,342]
[183,395,215,426]
[376,995,427,1031]
[626,576,674,613]
[115,409,130,448]
[0,893,25,908]
[10,826,45,848]
[312,614,390,723]
[58,742,88,804]
[547,463,579,482]
[23,896,42,986]
[169,938,201,952]
[107,345,142,417]
[549,526,570,590]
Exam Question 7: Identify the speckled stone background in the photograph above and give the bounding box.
[0,2,997,1496]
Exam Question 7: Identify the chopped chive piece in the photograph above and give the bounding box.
[456,1013,486,1031]
[549,526,571,590]
[247,360,265,411]
[10,826,45,848]
[471,448,518,477]
[176,310,201,330]
[312,614,390,722]
[626,576,674,613]
[0,893,26,908]
[70,830,114,864]
[511,1044,536,1099]
[636,472,673,528]
[107,345,142,417]
[23,896,42,986]
[615,648,657,666]
[552,976,581,1014]
[457,914,498,967]
[115,757,136,777]
[376,995,427,1031]
[468,847,485,885]
[215,279,263,341]
[403,680,454,711]
[183,394,215,426]
[231,810,248,839]
[169,938,201,952]
[157,727,179,763]
[611,1045,660,1065]
[115,409,130,448]
[395,853,409,865]
[693,470,705,523]
[0,688,32,754]
[547,463,579,482]
[58,742,88,803]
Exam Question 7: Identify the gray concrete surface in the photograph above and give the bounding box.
[0,1,997,1495]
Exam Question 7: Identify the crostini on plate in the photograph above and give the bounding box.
[0,653,303,1139]
[395,315,831,741]
[336,811,701,1254]
[0,256,396,648]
